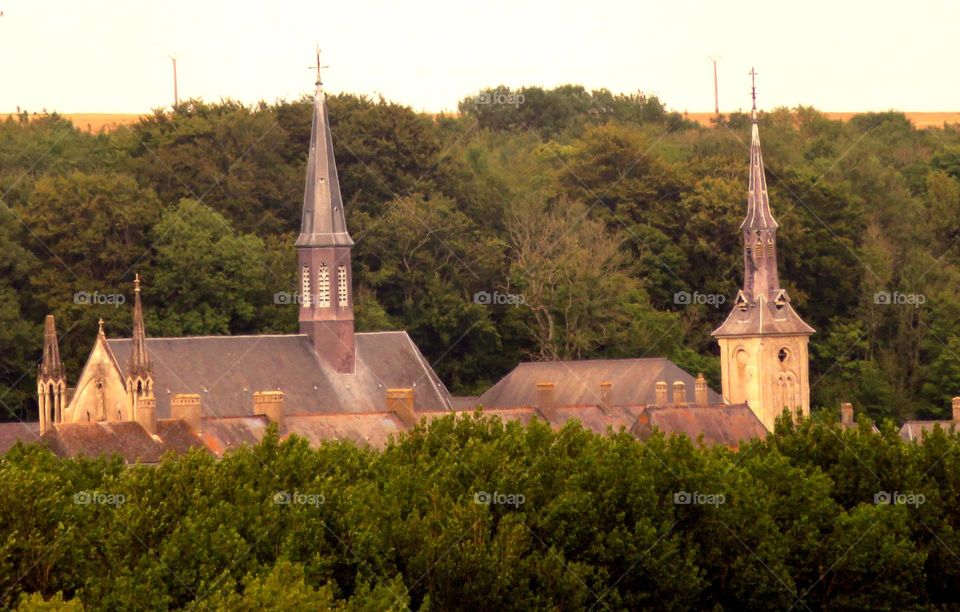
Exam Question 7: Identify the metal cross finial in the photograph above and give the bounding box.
[312,46,328,87]
[97,318,105,335]
[749,67,758,111]
[134,273,141,292]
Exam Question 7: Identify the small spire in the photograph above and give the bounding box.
[98,318,105,336]
[40,315,65,380]
[749,67,758,122]
[130,274,152,377]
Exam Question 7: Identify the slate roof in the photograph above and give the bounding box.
[476,358,722,408]
[0,421,42,453]
[107,331,452,419]
[632,403,767,447]
[713,296,815,337]
[900,420,958,442]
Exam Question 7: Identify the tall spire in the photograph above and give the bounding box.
[295,51,353,249]
[40,315,64,380]
[742,68,778,232]
[129,274,151,377]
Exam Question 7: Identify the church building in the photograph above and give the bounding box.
[0,75,810,460]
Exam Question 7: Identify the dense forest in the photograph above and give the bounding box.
[3,85,960,422]
[3,413,960,610]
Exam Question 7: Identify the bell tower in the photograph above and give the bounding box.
[295,54,355,373]
[712,70,815,431]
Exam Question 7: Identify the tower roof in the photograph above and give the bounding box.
[40,315,64,380]
[295,75,353,248]
[741,71,778,231]
[129,274,151,377]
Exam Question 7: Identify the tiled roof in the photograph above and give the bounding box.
[632,403,767,447]
[0,421,42,453]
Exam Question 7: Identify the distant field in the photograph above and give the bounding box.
[5,111,960,132]
[2,113,143,132]
[685,112,960,129]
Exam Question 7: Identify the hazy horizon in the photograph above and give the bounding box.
[0,0,957,115]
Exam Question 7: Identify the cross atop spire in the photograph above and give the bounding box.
[312,47,328,91]
[749,67,758,120]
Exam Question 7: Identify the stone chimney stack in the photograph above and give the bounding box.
[655,381,668,405]
[536,382,556,410]
[953,397,960,423]
[672,381,687,405]
[841,402,854,427]
[137,393,157,435]
[254,391,284,427]
[599,381,612,413]
[695,373,708,405]
[171,393,202,433]
[386,388,416,427]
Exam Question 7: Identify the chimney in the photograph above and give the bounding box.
[695,373,708,405]
[137,393,157,435]
[599,381,612,413]
[254,391,284,427]
[672,381,687,405]
[953,397,960,423]
[536,382,556,410]
[655,381,668,405]
[171,393,201,433]
[840,402,853,427]
[386,388,416,427]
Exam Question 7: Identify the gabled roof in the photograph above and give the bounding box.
[106,331,452,418]
[713,295,815,337]
[899,420,957,442]
[476,358,721,408]
[632,403,767,447]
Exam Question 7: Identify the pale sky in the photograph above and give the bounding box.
[0,0,957,115]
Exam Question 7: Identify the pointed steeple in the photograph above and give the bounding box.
[129,274,151,377]
[40,315,64,380]
[295,61,353,249]
[742,69,778,232]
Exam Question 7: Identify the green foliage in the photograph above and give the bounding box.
[4,414,960,609]
[4,91,960,419]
